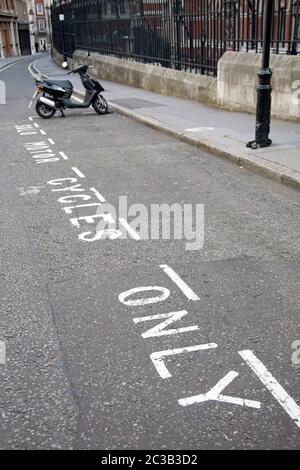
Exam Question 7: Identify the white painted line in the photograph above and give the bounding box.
[151,343,218,379]
[59,151,69,160]
[28,100,33,109]
[27,59,45,81]
[160,264,200,301]
[33,122,40,128]
[48,138,55,145]
[239,350,300,428]
[72,167,85,178]
[89,187,106,202]
[63,203,102,215]
[28,62,39,80]
[0,58,27,73]
[0,340,6,364]
[179,371,261,409]
[119,286,170,306]
[40,130,46,135]
[28,116,33,121]
[70,213,112,228]
[185,127,215,132]
[133,310,199,338]
[119,218,141,241]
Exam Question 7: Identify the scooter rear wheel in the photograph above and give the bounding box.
[36,101,56,119]
[93,94,108,115]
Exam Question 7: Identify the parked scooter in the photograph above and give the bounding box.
[32,62,108,119]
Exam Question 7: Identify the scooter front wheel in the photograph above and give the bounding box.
[35,101,56,119]
[93,94,108,115]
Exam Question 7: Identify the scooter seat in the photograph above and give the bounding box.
[45,79,73,90]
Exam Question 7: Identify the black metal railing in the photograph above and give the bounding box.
[51,0,300,76]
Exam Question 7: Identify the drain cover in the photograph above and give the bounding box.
[110,98,164,109]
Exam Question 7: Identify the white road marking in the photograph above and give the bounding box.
[48,178,82,190]
[160,264,200,301]
[57,194,91,204]
[119,286,170,306]
[119,218,141,240]
[70,212,112,228]
[239,350,300,428]
[40,130,46,135]
[24,140,58,163]
[59,151,69,160]
[28,116,33,121]
[18,185,44,196]
[133,310,199,338]
[33,122,40,128]
[292,340,300,366]
[0,340,6,364]
[63,203,102,214]
[48,138,55,145]
[0,58,27,73]
[89,187,106,202]
[72,167,85,178]
[179,370,261,409]
[15,124,38,136]
[150,343,218,379]
[185,127,215,132]
[28,100,33,109]
[28,62,38,79]
[27,59,45,80]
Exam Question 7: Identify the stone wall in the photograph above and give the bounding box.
[52,48,300,122]
[217,51,300,122]
[73,50,218,106]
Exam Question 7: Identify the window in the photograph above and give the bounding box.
[37,19,45,32]
[119,0,126,15]
[36,3,44,15]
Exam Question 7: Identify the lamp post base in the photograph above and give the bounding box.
[247,67,272,150]
[246,138,272,150]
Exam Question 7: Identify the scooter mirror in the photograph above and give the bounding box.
[62,61,68,69]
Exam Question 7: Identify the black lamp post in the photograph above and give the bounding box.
[291,0,300,55]
[174,0,182,70]
[247,0,274,149]
[201,31,206,75]
[58,0,67,61]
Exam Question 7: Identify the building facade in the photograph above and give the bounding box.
[0,0,19,57]
[0,1,32,58]
[27,0,51,54]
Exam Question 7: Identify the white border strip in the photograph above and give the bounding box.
[239,350,300,428]
[119,218,141,240]
[89,187,106,203]
[72,167,85,178]
[59,151,69,160]
[160,264,200,301]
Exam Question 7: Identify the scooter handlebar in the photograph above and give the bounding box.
[67,64,92,75]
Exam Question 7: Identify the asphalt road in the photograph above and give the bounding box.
[0,56,299,450]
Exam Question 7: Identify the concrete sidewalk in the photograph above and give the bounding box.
[31,54,300,190]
